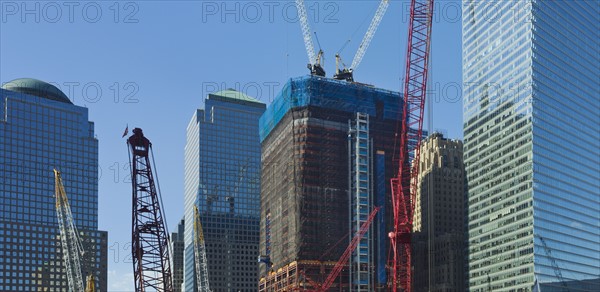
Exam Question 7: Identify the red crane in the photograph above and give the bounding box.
[127,128,173,292]
[389,0,435,291]
[301,206,380,291]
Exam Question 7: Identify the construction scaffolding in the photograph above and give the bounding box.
[259,261,349,291]
[259,76,402,291]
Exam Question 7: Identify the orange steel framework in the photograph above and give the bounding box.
[259,261,348,292]
[389,0,434,291]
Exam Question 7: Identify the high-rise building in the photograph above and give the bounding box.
[258,76,402,291]
[0,78,108,290]
[183,89,265,291]
[412,133,465,291]
[171,218,185,292]
[463,1,599,291]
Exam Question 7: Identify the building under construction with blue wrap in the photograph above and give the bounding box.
[258,76,403,291]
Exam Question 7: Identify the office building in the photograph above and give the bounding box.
[183,89,265,291]
[412,133,465,291]
[171,218,185,292]
[463,1,600,290]
[0,78,107,290]
[258,76,402,291]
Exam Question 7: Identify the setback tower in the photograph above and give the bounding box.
[183,89,265,291]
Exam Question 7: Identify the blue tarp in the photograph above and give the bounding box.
[259,76,403,142]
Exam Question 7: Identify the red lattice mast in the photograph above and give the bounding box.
[389,0,434,291]
[128,128,173,292]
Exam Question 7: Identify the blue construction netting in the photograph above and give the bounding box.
[259,76,403,142]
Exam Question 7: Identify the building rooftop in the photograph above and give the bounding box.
[208,89,265,108]
[1,78,72,104]
[259,75,402,142]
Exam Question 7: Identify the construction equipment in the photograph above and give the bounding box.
[295,0,325,76]
[388,0,435,291]
[127,128,173,292]
[303,206,380,292]
[54,169,98,292]
[54,169,86,292]
[86,275,96,292]
[334,0,390,82]
[194,205,211,292]
[538,235,569,291]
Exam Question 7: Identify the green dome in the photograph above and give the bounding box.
[2,78,72,104]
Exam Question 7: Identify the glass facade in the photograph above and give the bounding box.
[171,218,185,292]
[0,80,107,291]
[463,1,599,291]
[183,90,265,291]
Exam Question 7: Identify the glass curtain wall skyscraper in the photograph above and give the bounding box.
[463,1,599,291]
[183,90,265,291]
[0,78,107,290]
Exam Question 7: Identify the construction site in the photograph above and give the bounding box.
[258,77,402,290]
[31,0,434,290]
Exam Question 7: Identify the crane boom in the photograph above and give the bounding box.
[54,169,85,292]
[319,206,380,291]
[334,0,389,82]
[194,205,211,292]
[127,128,173,292]
[350,0,389,70]
[295,0,316,65]
[389,0,434,291]
[295,0,325,76]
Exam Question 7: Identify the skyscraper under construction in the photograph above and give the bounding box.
[258,76,402,291]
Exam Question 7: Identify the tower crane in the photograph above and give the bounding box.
[54,169,86,292]
[388,0,434,291]
[55,169,98,292]
[334,0,390,82]
[194,205,211,292]
[300,206,380,292]
[127,128,173,292]
[295,0,325,76]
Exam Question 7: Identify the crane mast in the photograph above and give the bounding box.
[54,169,86,292]
[389,0,434,291]
[295,0,325,76]
[194,205,211,292]
[127,128,173,292]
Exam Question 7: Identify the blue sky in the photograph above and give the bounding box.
[1,1,462,290]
